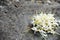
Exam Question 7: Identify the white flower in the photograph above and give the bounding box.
[31,27,37,31]
[40,30,47,37]
[50,30,56,34]
[31,12,59,37]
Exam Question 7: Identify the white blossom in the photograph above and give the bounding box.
[31,12,58,37]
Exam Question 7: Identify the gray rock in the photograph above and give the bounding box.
[0,0,60,40]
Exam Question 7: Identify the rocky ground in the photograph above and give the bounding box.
[0,0,60,40]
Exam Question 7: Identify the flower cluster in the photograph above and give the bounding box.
[31,12,58,37]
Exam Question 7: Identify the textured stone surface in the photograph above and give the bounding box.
[0,0,60,40]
